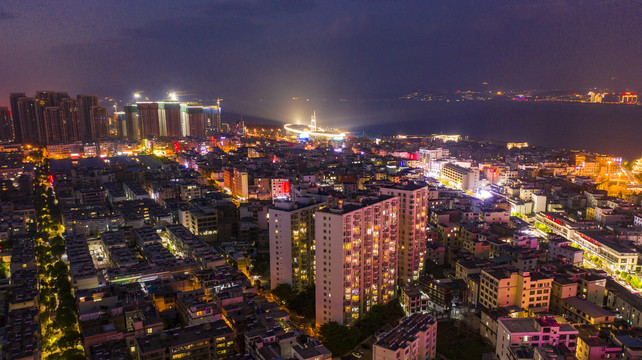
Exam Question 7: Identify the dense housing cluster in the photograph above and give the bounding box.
[0,93,642,360]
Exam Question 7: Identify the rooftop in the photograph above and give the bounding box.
[374,313,436,351]
[563,296,615,319]
[137,321,233,353]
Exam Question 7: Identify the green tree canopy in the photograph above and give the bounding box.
[319,321,358,356]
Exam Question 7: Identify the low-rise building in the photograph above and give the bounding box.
[373,313,438,360]
[496,315,579,360]
[135,321,235,360]
[561,297,615,325]
[575,325,623,360]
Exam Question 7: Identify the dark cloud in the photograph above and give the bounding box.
[207,0,317,17]
[2,0,642,108]
[121,15,264,43]
[0,10,15,20]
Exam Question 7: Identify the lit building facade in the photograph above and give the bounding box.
[441,163,480,191]
[77,94,99,141]
[89,105,109,140]
[43,106,66,144]
[479,269,553,311]
[536,213,638,272]
[496,316,579,360]
[381,183,429,283]
[137,102,161,138]
[270,178,291,200]
[315,196,399,326]
[180,104,205,138]
[269,199,326,292]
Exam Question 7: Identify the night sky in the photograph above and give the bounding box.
[1,0,641,107]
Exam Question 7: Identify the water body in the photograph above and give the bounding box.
[228,99,642,160]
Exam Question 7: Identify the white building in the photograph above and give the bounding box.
[418,148,449,168]
[270,178,291,200]
[315,196,399,326]
[532,194,547,214]
[441,163,480,192]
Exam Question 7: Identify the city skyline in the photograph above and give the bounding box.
[1,3,642,360]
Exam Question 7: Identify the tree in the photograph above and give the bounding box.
[288,285,316,320]
[272,283,295,304]
[251,253,270,277]
[60,349,86,360]
[319,321,358,356]
[50,236,66,258]
[0,258,9,279]
[58,329,82,349]
[54,307,77,329]
[40,287,57,310]
[51,260,68,279]
[354,304,387,335]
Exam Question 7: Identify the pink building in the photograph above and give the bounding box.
[496,315,579,360]
[479,269,553,312]
[315,196,398,325]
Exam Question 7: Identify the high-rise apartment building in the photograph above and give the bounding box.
[35,91,58,143]
[233,168,249,200]
[123,105,140,141]
[269,198,326,293]
[0,107,13,142]
[203,105,221,133]
[163,102,181,137]
[17,97,39,145]
[315,196,399,326]
[137,102,161,138]
[90,106,109,140]
[59,98,81,142]
[114,112,126,138]
[43,106,66,144]
[9,93,26,143]
[222,168,249,199]
[181,104,205,138]
[381,183,429,283]
[77,95,99,141]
